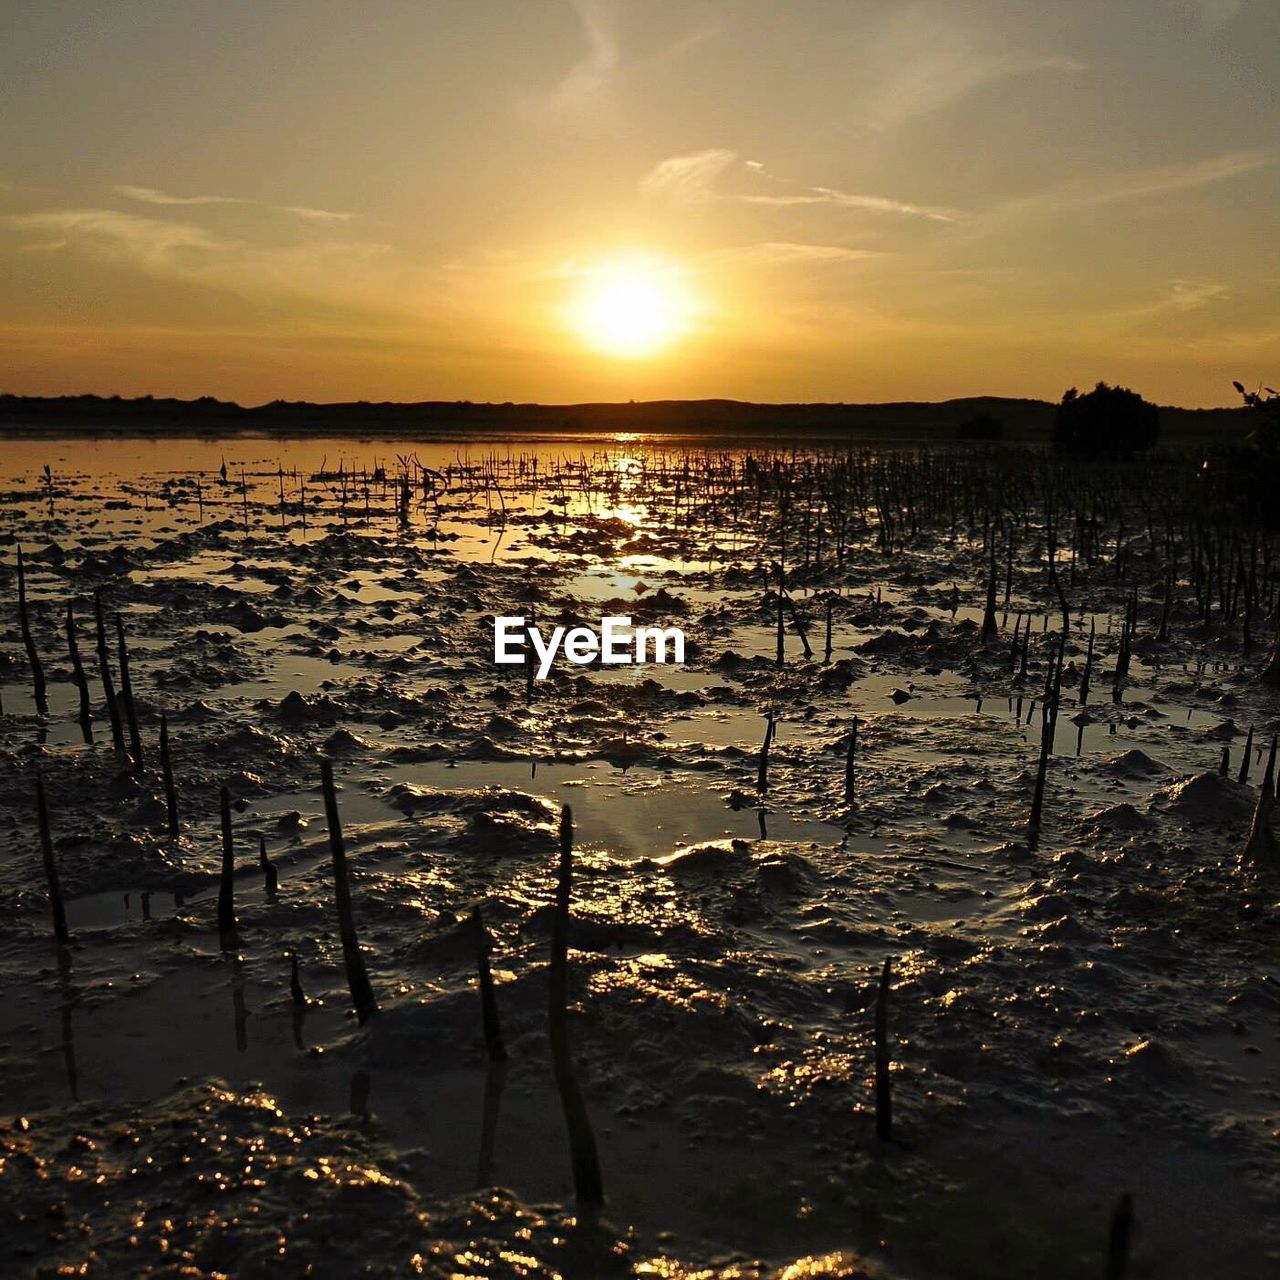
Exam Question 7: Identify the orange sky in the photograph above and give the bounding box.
[2,1,1278,408]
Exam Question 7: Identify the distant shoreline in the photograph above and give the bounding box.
[0,392,1248,444]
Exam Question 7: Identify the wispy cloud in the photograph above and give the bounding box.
[639,149,738,203]
[739,187,958,222]
[704,242,877,267]
[541,0,621,124]
[640,148,957,222]
[859,3,1084,131]
[113,183,356,223]
[112,185,244,208]
[1071,149,1277,206]
[3,207,395,310]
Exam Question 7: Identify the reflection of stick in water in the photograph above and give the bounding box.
[874,955,893,1142]
[228,951,248,1053]
[473,906,507,1063]
[475,1060,507,1188]
[548,806,604,1206]
[57,946,78,1100]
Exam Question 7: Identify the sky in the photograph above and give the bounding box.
[1,0,1277,407]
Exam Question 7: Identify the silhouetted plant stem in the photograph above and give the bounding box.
[320,758,378,1023]
[548,806,605,1206]
[1080,617,1095,705]
[258,832,278,894]
[16,547,47,716]
[980,543,999,644]
[844,716,858,804]
[94,591,125,754]
[757,710,775,794]
[1238,725,1254,785]
[1240,735,1278,868]
[774,560,786,667]
[159,714,179,840]
[36,775,69,944]
[1106,1193,1133,1280]
[823,597,833,663]
[1029,638,1064,831]
[473,905,507,1063]
[874,955,892,1142]
[65,600,92,738]
[218,786,236,937]
[115,614,144,769]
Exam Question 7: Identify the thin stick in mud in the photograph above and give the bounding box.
[36,775,69,944]
[845,715,858,805]
[16,546,48,716]
[320,758,378,1023]
[66,600,92,737]
[159,714,179,840]
[218,786,237,937]
[548,805,605,1205]
[115,613,145,769]
[94,590,126,754]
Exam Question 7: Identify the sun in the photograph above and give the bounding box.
[567,255,694,359]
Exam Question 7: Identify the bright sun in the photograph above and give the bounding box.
[568,255,694,359]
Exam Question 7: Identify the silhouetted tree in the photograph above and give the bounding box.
[1233,380,1280,456]
[1052,382,1159,456]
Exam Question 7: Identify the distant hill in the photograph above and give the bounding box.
[0,391,1249,444]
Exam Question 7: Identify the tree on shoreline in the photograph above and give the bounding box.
[1052,382,1160,456]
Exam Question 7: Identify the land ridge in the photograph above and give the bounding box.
[0,391,1247,442]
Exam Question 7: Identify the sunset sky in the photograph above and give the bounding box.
[2,0,1277,407]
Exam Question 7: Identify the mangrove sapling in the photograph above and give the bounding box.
[1029,638,1065,832]
[774,561,786,667]
[548,806,605,1205]
[874,955,893,1142]
[16,547,47,716]
[757,710,776,794]
[473,905,507,1063]
[1240,736,1278,869]
[1220,746,1231,777]
[980,543,999,644]
[320,759,378,1023]
[218,787,237,938]
[36,775,69,945]
[823,597,833,664]
[65,601,92,738]
[1080,618,1095,705]
[1107,1193,1134,1280]
[845,716,858,805]
[159,715,179,841]
[115,614,145,770]
[1238,726,1254,785]
[94,592,125,755]
[259,833,278,895]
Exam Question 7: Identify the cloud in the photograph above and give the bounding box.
[114,184,356,223]
[859,4,1084,130]
[639,149,738,203]
[641,148,957,222]
[112,185,244,208]
[705,242,877,267]
[1170,0,1242,27]
[3,207,395,310]
[542,0,621,124]
[1072,149,1277,206]
[739,187,958,222]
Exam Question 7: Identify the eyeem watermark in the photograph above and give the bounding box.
[494,615,685,680]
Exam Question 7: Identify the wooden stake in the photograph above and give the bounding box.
[36,775,69,944]
[874,956,893,1142]
[16,547,48,716]
[320,759,378,1023]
